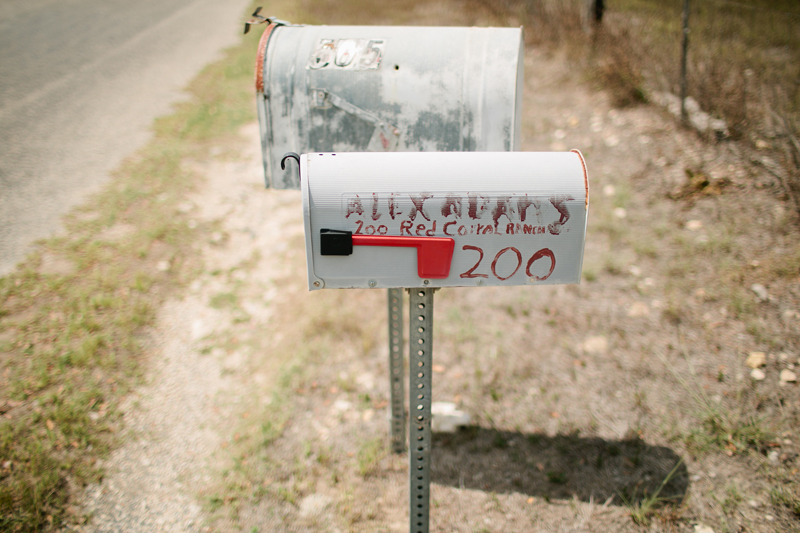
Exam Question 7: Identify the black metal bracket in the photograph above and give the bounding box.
[244,8,291,34]
[280,152,301,182]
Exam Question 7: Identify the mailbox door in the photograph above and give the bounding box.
[257,25,524,189]
[301,151,589,290]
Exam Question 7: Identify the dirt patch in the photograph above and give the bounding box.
[72,4,800,533]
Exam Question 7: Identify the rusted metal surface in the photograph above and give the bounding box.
[256,24,524,189]
[254,23,279,94]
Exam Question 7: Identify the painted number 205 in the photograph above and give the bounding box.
[460,245,556,281]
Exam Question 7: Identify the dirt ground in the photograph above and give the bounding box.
[71,2,800,533]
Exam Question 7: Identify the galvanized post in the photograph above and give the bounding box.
[388,288,405,453]
[408,288,434,533]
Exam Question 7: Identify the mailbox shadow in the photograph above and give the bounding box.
[431,427,688,505]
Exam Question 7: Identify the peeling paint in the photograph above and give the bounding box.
[256,25,523,189]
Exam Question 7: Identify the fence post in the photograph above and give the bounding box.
[680,0,690,123]
[593,0,604,23]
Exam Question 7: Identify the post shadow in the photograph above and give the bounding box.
[431,427,688,505]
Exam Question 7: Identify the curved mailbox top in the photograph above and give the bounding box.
[299,151,589,290]
[257,24,524,189]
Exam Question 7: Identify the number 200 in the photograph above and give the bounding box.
[459,245,556,281]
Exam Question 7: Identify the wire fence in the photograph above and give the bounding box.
[481,0,800,208]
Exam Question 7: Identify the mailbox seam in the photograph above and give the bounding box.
[571,149,590,208]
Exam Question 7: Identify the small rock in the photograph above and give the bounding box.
[765,514,774,521]
[750,283,769,302]
[750,368,766,381]
[355,373,374,389]
[628,265,642,277]
[782,309,799,322]
[604,134,620,147]
[581,336,608,355]
[780,369,797,383]
[298,493,333,517]
[613,207,626,219]
[686,220,703,231]
[746,352,766,369]
[638,278,654,289]
[694,524,715,533]
[768,450,780,464]
[156,260,170,272]
[431,402,470,433]
[627,302,650,317]
[748,500,759,508]
[603,185,615,197]
[333,400,352,413]
[177,201,194,213]
[779,352,789,361]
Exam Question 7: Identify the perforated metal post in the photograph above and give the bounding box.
[408,288,434,533]
[388,288,405,453]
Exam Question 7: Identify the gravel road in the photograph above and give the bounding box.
[0,0,251,275]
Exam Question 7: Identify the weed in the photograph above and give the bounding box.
[619,459,685,526]
[546,471,567,484]
[209,292,238,309]
[770,486,800,517]
[357,437,385,478]
[659,351,771,454]
[720,483,743,515]
[493,433,509,449]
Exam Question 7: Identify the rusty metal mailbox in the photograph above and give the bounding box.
[296,151,589,290]
[255,23,524,189]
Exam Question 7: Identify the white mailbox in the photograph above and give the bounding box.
[255,23,523,189]
[297,151,589,290]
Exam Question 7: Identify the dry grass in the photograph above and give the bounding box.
[482,0,800,213]
[3,0,799,531]
[0,3,264,529]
